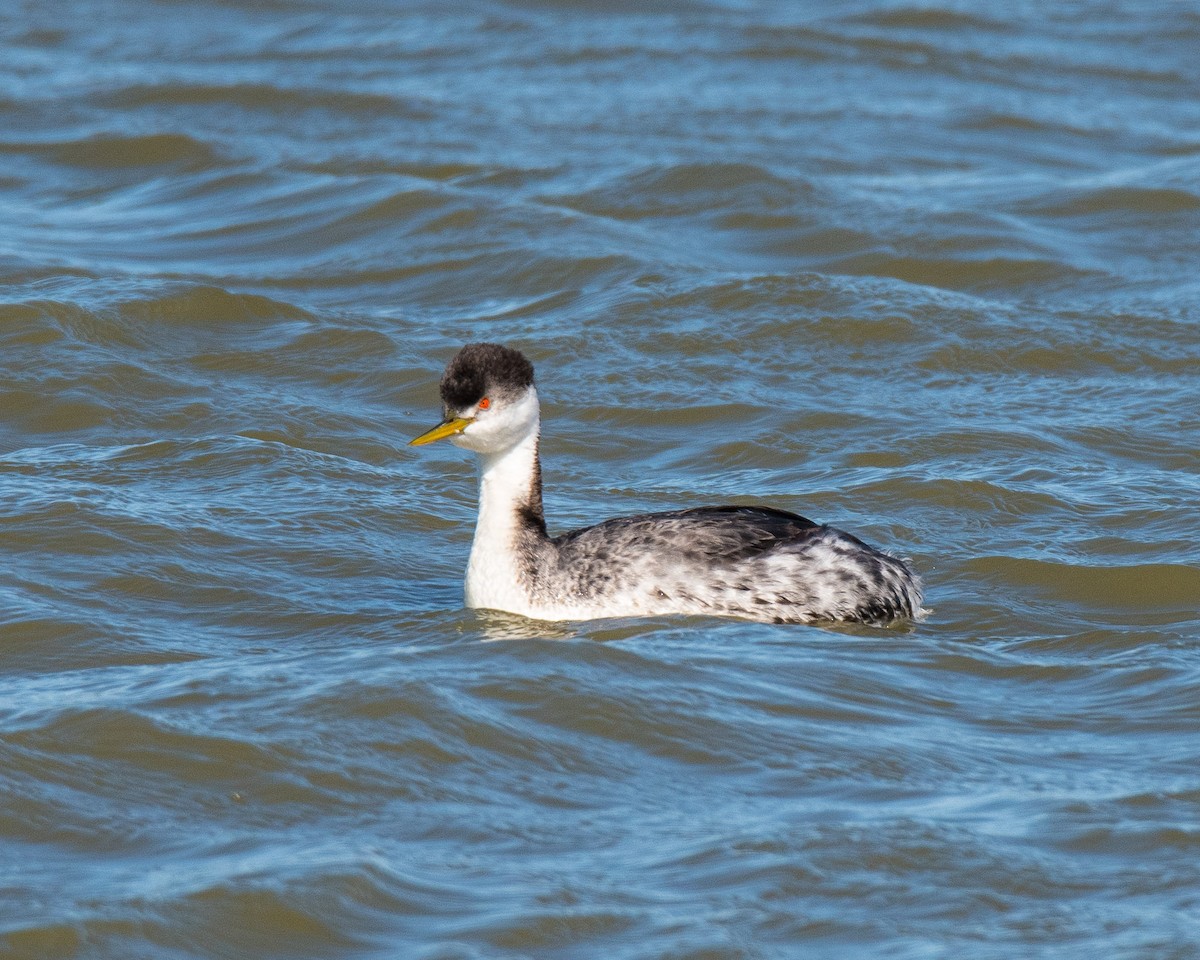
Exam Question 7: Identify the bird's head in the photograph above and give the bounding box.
[409,342,540,456]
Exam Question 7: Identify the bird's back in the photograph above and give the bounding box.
[538,505,922,623]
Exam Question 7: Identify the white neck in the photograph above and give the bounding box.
[463,419,545,613]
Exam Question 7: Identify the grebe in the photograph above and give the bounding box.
[410,343,923,624]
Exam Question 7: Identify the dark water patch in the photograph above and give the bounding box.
[965,557,1200,627]
[0,858,491,960]
[879,37,1183,92]
[918,339,1199,377]
[1002,629,1196,660]
[460,638,753,763]
[5,706,288,786]
[0,609,207,677]
[117,285,316,328]
[502,0,714,14]
[957,109,1088,135]
[1155,138,1200,158]
[578,272,961,384]
[641,818,1110,955]
[1056,423,1198,474]
[105,82,435,120]
[91,564,305,618]
[276,186,479,257]
[295,158,490,182]
[252,251,640,304]
[829,251,1095,294]
[0,617,109,668]
[576,400,767,433]
[0,763,152,855]
[714,209,803,232]
[473,673,740,767]
[1023,185,1200,217]
[455,163,568,192]
[760,224,878,260]
[0,924,88,960]
[39,133,223,171]
[9,25,69,46]
[335,188,455,226]
[0,388,110,435]
[736,24,845,63]
[917,648,1098,687]
[849,7,1012,33]
[406,204,487,238]
[154,884,362,959]
[916,310,1198,376]
[1056,823,1200,856]
[640,270,973,323]
[0,300,88,348]
[545,162,812,222]
[307,678,606,782]
[188,324,397,390]
[466,907,636,953]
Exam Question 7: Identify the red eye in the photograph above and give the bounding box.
[478,397,490,410]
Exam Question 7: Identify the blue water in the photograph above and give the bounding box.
[1,1,1199,957]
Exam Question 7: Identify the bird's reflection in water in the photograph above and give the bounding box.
[472,609,578,642]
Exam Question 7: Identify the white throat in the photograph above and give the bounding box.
[463,414,543,614]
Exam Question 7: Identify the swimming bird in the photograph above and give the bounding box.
[410,342,923,624]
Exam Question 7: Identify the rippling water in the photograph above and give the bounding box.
[2,1,1199,957]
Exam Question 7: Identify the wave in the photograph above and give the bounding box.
[544,162,814,223]
[28,133,222,171]
[104,82,435,120]
[1022,185,1200,217]
[965,556,1200,625]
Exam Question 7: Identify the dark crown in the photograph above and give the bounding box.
[439,342,535,410]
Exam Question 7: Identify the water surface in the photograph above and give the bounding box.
[2,1,1199,957]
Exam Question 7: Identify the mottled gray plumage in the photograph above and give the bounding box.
[523,506,920,623]
[413,343,924,625]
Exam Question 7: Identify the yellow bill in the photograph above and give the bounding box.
[409,416,473,446]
